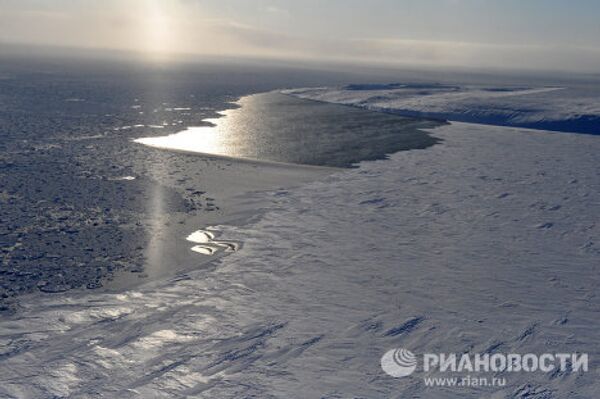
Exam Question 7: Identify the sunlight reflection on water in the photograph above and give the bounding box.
[135,113,235,157]
[135,92,441,168]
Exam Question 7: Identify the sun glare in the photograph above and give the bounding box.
[140,0,174,57]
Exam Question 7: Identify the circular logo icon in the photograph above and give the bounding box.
[381,348,417,377]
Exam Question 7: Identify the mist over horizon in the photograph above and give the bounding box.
[1,0,600,73]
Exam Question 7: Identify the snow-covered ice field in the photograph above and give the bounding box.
[1,120,599,398]
[284,83,600,134]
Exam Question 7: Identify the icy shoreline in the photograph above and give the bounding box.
[1,121,599,398]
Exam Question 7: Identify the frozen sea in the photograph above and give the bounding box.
[1,52,600,398]
[1,53,438,304]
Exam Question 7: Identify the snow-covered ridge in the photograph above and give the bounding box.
[283,83,600,134]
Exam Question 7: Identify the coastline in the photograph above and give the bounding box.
[109,90,442,290]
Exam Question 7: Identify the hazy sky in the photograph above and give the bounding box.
[1,0,600,71]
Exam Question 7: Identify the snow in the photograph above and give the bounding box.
[283,84,600,131]
[1,122,599,398]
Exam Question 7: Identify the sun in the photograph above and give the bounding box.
[139,0,174,57]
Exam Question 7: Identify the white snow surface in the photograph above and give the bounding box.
[1,123,599,398]
[283,85,600,126]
